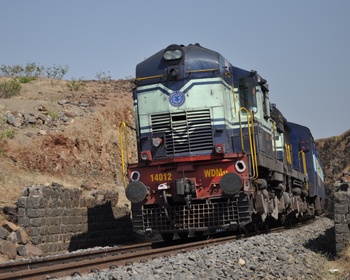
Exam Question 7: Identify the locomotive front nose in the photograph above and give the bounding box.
[125,181,148,204]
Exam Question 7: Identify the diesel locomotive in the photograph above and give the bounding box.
[121,43,325,240]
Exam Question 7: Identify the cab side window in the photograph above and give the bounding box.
[239,77,257,112]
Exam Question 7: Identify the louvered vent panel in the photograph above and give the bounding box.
[151,110,213,156]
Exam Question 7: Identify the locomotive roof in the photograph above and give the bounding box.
[288,122,314,140]
[135,44,252,86]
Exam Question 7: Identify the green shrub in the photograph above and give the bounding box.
[47,111,58,120]
[0,65,11,76]
[0,63,44,78]
[2,129,14,139]
[0,129,14,156]
[0,63,67,79]
[95,71,112,82]
[46,64,69,80]
[24,62,44,77]
[66,78,86,92]
[0,79,21,98]
[18,76,36,83]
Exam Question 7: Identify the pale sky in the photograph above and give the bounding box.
[1,0,349,139]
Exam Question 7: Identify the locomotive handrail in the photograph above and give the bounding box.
[238,107,258,179]
[232,83,237,115]
[119,122,129,189]
[288,145,292,164]
[238,107,248,153]
[136,74,164,82]
[271,120,277,161]
[250,110,258,179]
[186,68,219,74]
[298,150,309,190]
[284,144,292,165]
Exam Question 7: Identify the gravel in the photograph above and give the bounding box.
[62,217,335,280]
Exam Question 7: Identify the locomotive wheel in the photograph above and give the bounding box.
[284,215,294,228]
[161,233,174,241]
[178,232,188,239]
[260,220,269,231]
[244,223,259,233]
[251,214,262,233]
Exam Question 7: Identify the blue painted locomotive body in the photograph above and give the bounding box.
[288,122,325,199]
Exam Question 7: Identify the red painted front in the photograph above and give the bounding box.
[127,153,251,205]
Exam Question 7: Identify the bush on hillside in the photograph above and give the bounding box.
[0,79,21,98]
[66,78,86,92]
[0,63,69,81]
[18,76,36,83]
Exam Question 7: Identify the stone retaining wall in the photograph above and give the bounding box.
[334,173,350,256]
[17,183,133,255]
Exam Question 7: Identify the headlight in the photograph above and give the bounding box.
[152,137,163,147]
[163,49,183,60]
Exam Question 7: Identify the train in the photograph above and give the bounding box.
[121,43,325,240]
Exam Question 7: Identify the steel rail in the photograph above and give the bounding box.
[0,242,154,280]
[0,217,318,280]
[0,232,263,280]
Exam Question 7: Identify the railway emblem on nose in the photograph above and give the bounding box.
[169,91,185,107]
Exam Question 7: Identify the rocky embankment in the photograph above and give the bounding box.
[316,130,350,187]
[0,222,42,259]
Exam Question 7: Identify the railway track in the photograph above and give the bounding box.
[0,221,311,280]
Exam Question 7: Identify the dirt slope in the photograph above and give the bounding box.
[0,78,136,223]
[316,130,350,187]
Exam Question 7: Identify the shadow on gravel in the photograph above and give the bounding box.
[303,226,336,260]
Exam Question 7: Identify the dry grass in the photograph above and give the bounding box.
[321,245,350,279]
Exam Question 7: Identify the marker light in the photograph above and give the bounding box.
[214,144,225,154]
[141,150,152,161]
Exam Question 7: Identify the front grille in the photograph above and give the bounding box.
[151,109,213,155]
[134,198,252,232]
